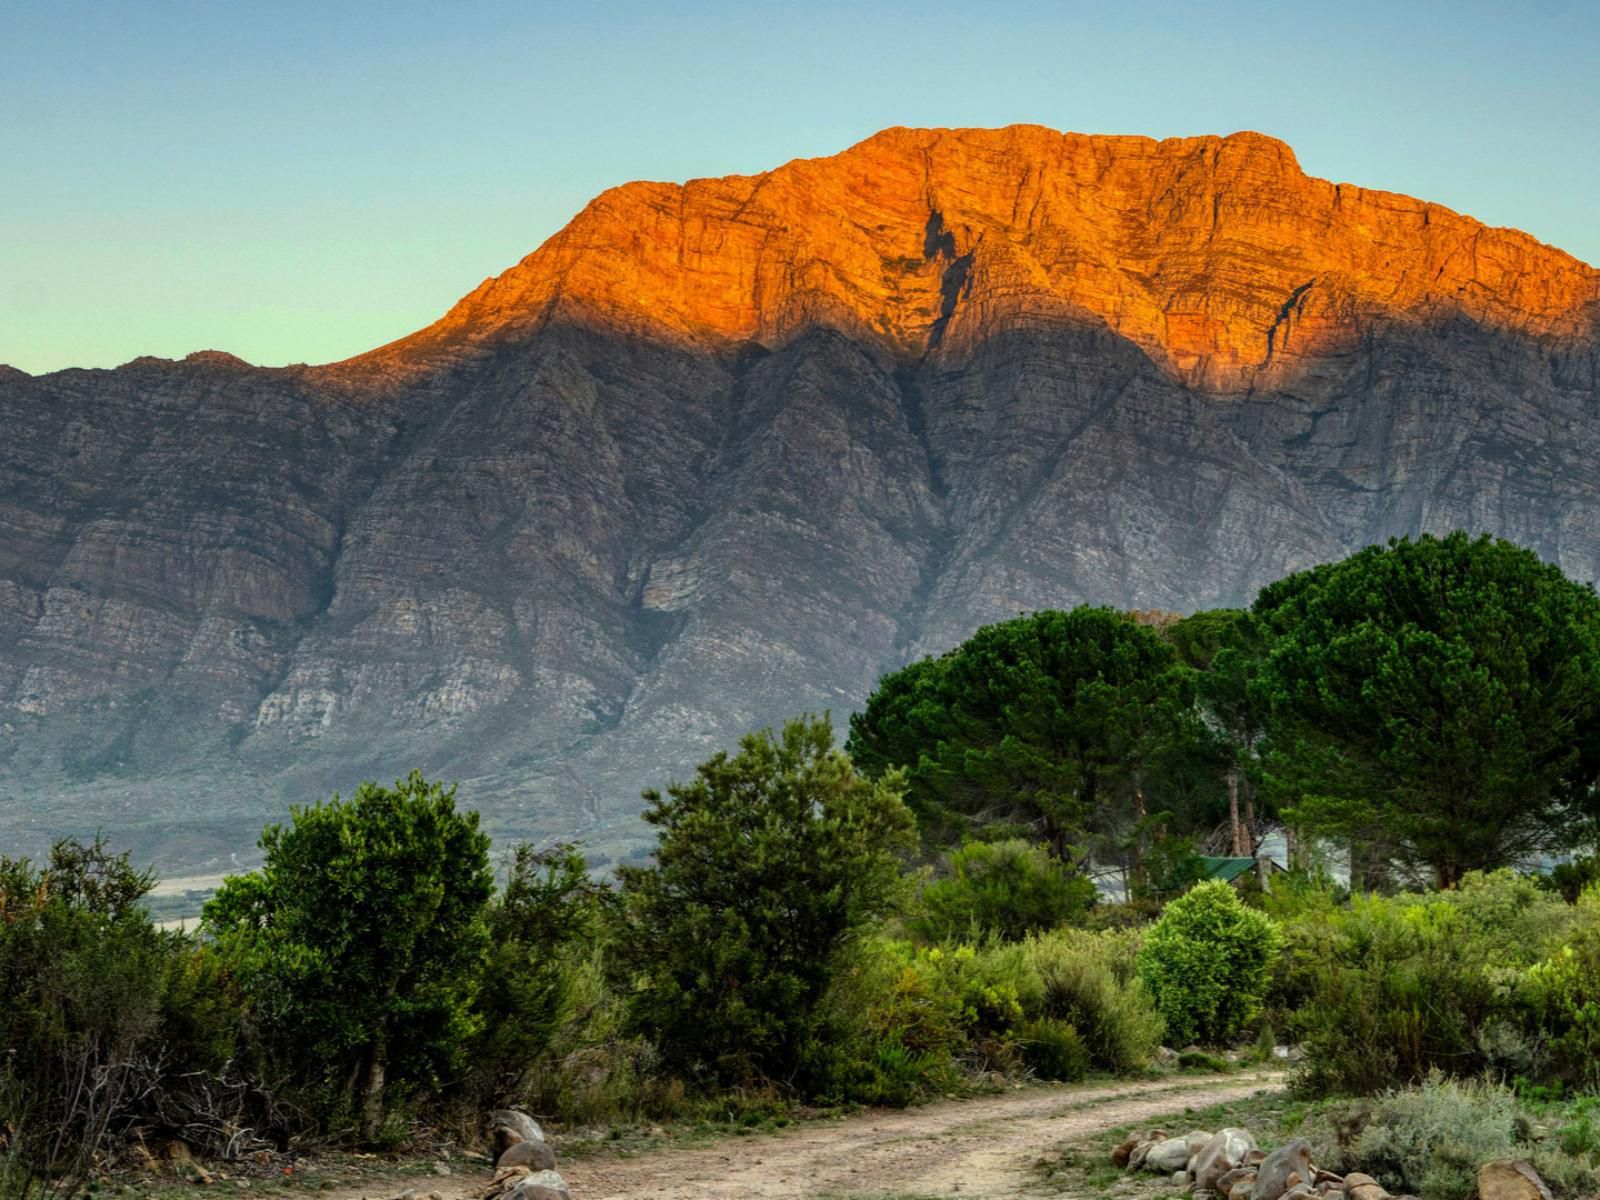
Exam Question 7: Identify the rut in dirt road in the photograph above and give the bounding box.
[561,1070,1285,1200]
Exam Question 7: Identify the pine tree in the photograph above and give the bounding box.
[1253,533,1600,887]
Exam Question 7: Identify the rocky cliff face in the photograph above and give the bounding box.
[4,126,1598,871]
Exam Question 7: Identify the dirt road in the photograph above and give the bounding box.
[560,1071,1284,1199]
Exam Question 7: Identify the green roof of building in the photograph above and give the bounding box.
[1197,856,1258,883]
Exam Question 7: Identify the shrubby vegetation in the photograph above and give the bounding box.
[0,841,229,1198]
[1136,880,1280,1047]
[471,842,608,1108]
[7,532,1600,1195]
[206,771,495,1141]
[1027,928,1165,1073]
[1273,869,1600,1097]
[909,838,1096,943]
[609,716,915,1089]
[1300,1074,1600,1200]
[810,927,1165,1105]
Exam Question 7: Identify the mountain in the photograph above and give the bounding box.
[3,125,1598,874]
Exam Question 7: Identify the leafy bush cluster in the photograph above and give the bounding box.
[1030,928,1165,1073]
[910,838,1096,943]
[0,841,238,1197]
[812,928,1165,1104]
[608,717,915,1090]
[1300,1074,1600,1200]
[0,778,604,1195]
[1519,902,1600,1094]
[0,717,1185,1195]
[1137,880,1281,1046]
[206,772,496,1141]
[1274,869,1600,1098]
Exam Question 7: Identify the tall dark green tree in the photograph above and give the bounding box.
[610,715,914,1087]
[1166,608,1269,856]
[1252,533,1600,888]
[847,607,1200,867]
[204,772,493,1139]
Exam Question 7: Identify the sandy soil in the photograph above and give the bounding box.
[380,1071,1282,1200]
[148,872,234,896]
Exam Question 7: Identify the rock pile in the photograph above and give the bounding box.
[480,1110,571,1200]
[1117,1130,1556,1200]
[1116,1127,1422,1200]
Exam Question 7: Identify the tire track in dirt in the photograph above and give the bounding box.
[561,1071,1286,1199]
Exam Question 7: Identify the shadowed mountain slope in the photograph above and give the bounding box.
[3,126,1597,870]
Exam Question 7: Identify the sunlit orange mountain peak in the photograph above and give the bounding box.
[373,124,1599,391]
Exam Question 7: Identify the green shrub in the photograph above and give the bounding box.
[807,936,1021,1105]
[0,840,232,1198]
[1257,867,1347,923]
[470,842,608,1107]
[513,945,686,1127]
[926,941,1041,1042]
[1079,900,1157,932]
[831,1034,947,1108]
[1135,880,1280,1046]
[1020,1018,1090,1081]
[1287,871,1579,1096]
[611,716,916,1088]
[1177,1050,1231,1072]
[1305,1074,1518,1200]
[881,940,1040,1053]
[1528,1148,1600,1200]
[910,839,1095,943]
[1248,1022,1278,1064]
[1264,872,1351,1031]
[807,937,960,1104]
[1540,1096,1600,1191]
[1531,1100,1600,1199]
[1026,929,1163,1071]
[1448,869,1578,950]
[1304,1075,1600,1200]
[832,939,969,1059]
[1286,894,1426,1096]
[204,771,494,1140]
[1520,917,1600,1094]
[809,934,1074,1104]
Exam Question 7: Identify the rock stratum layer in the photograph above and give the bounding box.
[4,125,1599,871]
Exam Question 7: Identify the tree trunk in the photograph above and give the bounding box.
[359,1039,387,1143]
[1130,781,1148,894]
[1227,764,1243,856]
[1242,784,1257,857]
[1046,814,1075,864]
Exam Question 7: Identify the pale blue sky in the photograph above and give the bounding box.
[3,0,1595,374]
